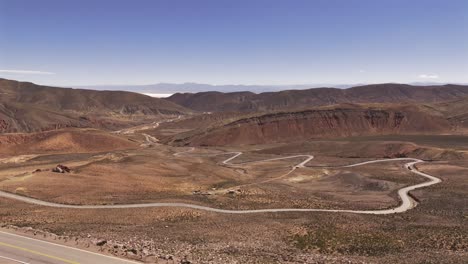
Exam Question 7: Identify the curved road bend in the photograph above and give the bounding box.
[0,149,441,215]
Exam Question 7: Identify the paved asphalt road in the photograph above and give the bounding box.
[0,230,140,264]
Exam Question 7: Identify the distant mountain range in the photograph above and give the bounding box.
[76,83,335,95]
[167,83,468,112]
[75,82,466,96]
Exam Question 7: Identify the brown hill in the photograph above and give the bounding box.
[0,78,190,133]
[0,129,137,156]
[167,83,468,112]
[431,96,468,129]
[166,104,452,146]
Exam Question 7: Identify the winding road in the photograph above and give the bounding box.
[0,148,441,215]
[0,121,444,263]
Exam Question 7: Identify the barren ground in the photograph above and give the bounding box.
[0,129,466,263]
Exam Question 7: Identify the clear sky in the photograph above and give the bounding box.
[0,0,467,86]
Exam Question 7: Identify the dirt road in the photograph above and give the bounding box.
[0,150,441,215]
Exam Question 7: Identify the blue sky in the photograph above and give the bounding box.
[0,0,467,86]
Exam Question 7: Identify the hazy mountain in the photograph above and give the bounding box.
[76,82,467,97]
[75,83,363,95]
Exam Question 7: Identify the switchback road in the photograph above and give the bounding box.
[0,150,441,215]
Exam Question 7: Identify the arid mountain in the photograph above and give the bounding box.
[166,104,453,146]
[431,97,468,129]
[167,83,468,112]
[0,78,190,133]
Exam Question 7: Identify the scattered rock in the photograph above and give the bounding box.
[227,189,241,195]
[52,164,71,173]
[126,248,138,255]
[95,239,107,246]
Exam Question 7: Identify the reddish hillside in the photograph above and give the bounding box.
[167,83,468,112]
[167,104,452,146]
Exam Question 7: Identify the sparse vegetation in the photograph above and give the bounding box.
[292,225,403,256]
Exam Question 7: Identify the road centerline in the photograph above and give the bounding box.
[0,241,80,264]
